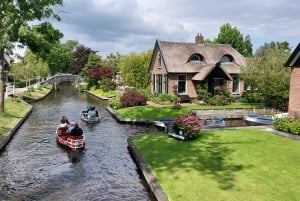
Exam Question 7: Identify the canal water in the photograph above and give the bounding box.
[0,82,157,201]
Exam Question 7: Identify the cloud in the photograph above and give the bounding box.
[15,0,300,56]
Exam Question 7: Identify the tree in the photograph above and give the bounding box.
[215,22,253,57]
[47,40,78,73]
[118,50,152,89]
[69,45,96,75]
[0,0,63,112]
[240,41,291,110]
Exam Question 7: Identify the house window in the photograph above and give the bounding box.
[188,54,204,63]
[158,53,162,68]
[177,74,187,94]
[232,75,240,94]
[155,74,163,93]
[220,55,233,63]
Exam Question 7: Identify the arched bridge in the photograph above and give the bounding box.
[40,73,81,85]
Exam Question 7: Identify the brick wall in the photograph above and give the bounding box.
[288,67,300,119]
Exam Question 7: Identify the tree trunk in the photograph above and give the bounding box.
[0,48,5,112]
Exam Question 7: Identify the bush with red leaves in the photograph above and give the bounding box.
[121,91,147,108]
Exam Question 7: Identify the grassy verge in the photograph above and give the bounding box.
[116,102,266,120]
[21,84,53,99]
[0,98,32,137]
[133,128,300,201]
[0,84,53,137]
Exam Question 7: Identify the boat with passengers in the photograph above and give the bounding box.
[56,123,85,149]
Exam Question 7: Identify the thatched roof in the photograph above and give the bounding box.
[154,40,246,77]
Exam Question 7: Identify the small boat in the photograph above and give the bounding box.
[153,118,174,132]
[81,105,100,123]
[202,116,226,129]
[243,114,273,126]
[56,127,85,149]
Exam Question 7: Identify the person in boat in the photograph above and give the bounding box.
[70,123,83,136]
[57,119,69,134]
[61,115,70,125]
[66,122,75,133]
[82,105,93,118]
[87,107,98,119]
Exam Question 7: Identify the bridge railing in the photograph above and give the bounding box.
[40,73,81,85]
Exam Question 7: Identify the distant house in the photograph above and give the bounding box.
[285,42,300,119]
[149,33,246,101]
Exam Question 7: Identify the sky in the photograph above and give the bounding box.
[15,0,300,57]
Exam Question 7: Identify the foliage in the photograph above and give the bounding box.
[98,79,115,92]
[120,91,147,108]
[273,117,300,135]
[18,21,63,59]
[70,45,96,75]
[109,94,122,110]
[103,52,122,73]
[89,86,118,98]
[81,53,103,79]
[46,40,78,73]
[0,0,63,112]
[240,41,291,110]
[150,93,178,105]
[215,22,253,57]
[240,92,264,103]
[196,83,211,101]
[118,50,152,89]
[9,49,50,86]
[173,115,201,140]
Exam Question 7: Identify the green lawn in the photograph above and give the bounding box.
[0,98,32,136]
[133,128,300,201]
[116,102,266,120]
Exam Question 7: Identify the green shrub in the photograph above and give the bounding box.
[273,117,292,133]
[289,120,300,135]
[109,95,122,109]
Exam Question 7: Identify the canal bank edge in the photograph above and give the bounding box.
[0,87,54,153]
[127,137,169,201]
[104,105,169,201]
[0,105,33,152]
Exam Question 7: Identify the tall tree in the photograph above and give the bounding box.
[47,40,78,73]
[240,41,291,110]
[0,0,63,112]
[215,22,253,57]
[118,50,152,89]
[69,45,95,75]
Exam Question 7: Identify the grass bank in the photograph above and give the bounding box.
[0,98,32,137]
[0,84,53,137]
[133,128,300,201]
[116,102,266,120]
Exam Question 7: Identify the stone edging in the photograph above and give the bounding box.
[0,106,33,152]
[272,129,300,140]
[127,137,169,201]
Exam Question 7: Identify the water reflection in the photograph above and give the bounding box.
[0,82,156,201]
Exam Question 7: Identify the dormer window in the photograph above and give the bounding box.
[188,54,204,64]
[220,54,233,63]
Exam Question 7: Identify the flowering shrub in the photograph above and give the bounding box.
[173,115,201,140]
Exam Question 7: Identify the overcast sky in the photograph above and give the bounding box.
[17,0,300,57]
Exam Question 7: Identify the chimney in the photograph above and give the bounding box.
[195,33,204,44]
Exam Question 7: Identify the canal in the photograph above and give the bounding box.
[0,82,157,201]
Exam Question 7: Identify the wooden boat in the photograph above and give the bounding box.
[80,105,100,123]
[202,116,226,129]
[56,127,85,149]
[243,114,273,126]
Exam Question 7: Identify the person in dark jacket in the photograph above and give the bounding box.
[70,123,83,136]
